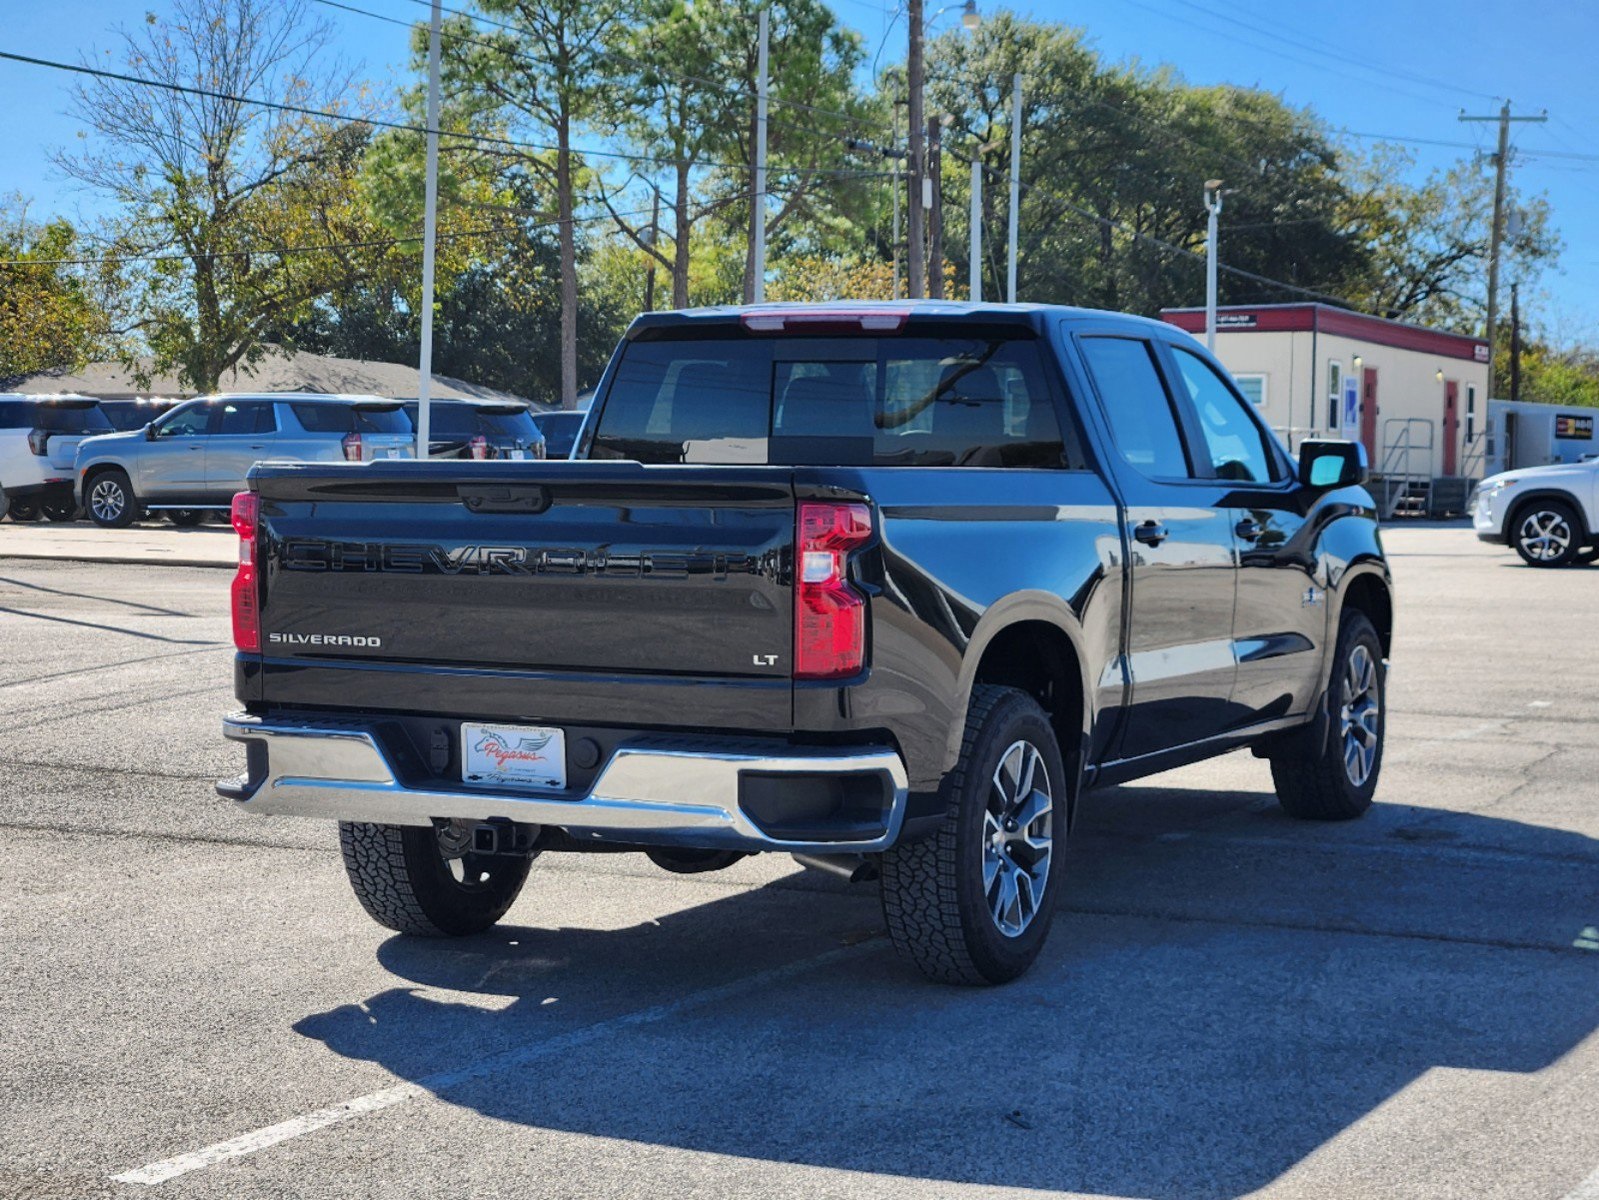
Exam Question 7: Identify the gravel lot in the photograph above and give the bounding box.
[1,525,1596,1200]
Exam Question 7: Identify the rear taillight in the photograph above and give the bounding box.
[26,429,48,455]
[342,432,362,461]
[469,434,489,460]
[230,492,261,654]
[794,501,872,680]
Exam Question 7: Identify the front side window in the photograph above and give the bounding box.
[155,403,212,438]
[1079,336,1191,479]
[1172,347,1277,483]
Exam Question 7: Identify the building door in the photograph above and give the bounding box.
[1360,366,1380,461]
[1442,380,1459,475]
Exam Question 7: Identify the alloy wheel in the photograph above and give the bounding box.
[1339,643,1381,787]
[982,739,1054,937]
[90,479,126,524]
[1517,509,1572,563]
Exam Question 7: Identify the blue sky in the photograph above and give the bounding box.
[3,0,1595,340]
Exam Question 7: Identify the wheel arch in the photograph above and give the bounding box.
[1335,566,1393,661]
[948,593,1092,823]
[1504,488,1590,544]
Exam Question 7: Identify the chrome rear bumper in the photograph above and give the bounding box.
[219,713,908,854]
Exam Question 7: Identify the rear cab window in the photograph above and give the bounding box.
[590,326,1083,469]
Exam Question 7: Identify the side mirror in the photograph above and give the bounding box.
[144,424,158,441]
[1297,439,1367,490]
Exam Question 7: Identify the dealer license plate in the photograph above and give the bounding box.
[461,722,567,789]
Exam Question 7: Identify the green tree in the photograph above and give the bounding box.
[0,201,112,379]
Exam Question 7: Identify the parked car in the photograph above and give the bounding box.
[218,302,1392,985]
[402,399,547,460]
[1472,459,1599,567]
[76,393,415,528]
[97,398,183,432]
[0,395,114,521]
[532,409,586,458]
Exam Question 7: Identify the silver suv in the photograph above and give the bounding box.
[76,393,415,528]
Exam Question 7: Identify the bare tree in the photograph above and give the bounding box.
[56,0,368,390]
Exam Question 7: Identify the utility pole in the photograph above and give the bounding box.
[969,152,982,302]
[750,7,769,303]
[644,188,659,311]
[1460,101,1546,395]
[414,0,442,461]
[905,0,926,298]
[1006,73,1021,303]
[1510,281,1522,404]
[1203,179,1223,351]
[891,105,902,300]
[928,116,944,299]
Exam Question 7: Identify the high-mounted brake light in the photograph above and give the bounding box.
[342,432,363,462]
[795,501,872,680]
[741,308,909,335]
[230,491,261,654]
[469,434,490,460]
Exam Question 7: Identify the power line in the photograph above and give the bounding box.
[0,202,665,269]
[0,47,890,180]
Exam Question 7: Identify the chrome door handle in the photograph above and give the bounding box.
[1133,520,1169,547]
[1235,519,1264,542]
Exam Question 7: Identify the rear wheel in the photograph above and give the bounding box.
[7,498,40,522]
[1269,610,1385,821]
[1512,499,1583,567]
[166,509,205,527]
[41,499,78,522]
[880,685,1068,985]
[338,821,533,936]
[87,470,138,528]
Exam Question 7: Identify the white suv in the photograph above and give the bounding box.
[0,395,114,522]
[1472,459,1599,567]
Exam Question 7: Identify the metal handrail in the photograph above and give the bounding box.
[1375,419,1435,520]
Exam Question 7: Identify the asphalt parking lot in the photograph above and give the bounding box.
[1,524,1596,1200]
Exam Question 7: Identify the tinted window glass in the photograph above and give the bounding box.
[155,404,213,438]
[0,400,113,433]
[292,402,408,434]
[594,335,1075,469]
[1172,347,1276,483]
[592,340,772,464]
[216,401,276,435]
[473,408,539,438]
[1080,337,1191,479]
[536,412,585,457]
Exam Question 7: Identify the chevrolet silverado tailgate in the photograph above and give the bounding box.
[246,460,796,727]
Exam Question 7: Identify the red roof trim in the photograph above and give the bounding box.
[1159,304,1487,363]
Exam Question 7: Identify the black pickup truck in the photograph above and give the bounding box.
[220,302,1392,985]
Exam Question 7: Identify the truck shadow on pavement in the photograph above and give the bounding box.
[295,788,1599,1199]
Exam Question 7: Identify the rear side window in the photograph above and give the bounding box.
[215,401,277,435]
[292,403,408,434]
[592,335,1076,468]
[0,400,113,434]
[1079,337,1192,479]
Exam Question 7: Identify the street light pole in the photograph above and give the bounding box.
[1006,73,1021,303]
[750,7,769,303]
[415,0,442,461]
[905,0,926,298]
[1203,178,1223,351]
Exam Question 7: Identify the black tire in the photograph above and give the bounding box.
[1510,498,1583,567]
[86,470,138,528]
[41,499,79,522]
[880,685,1069,985]
[7,498,40,522]
[1269,611,1385,821]
[166,509,205,527]
[338,821,534,936]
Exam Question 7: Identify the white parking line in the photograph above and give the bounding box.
[1563,1164,1599,1200]
[112,942,867,1186]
